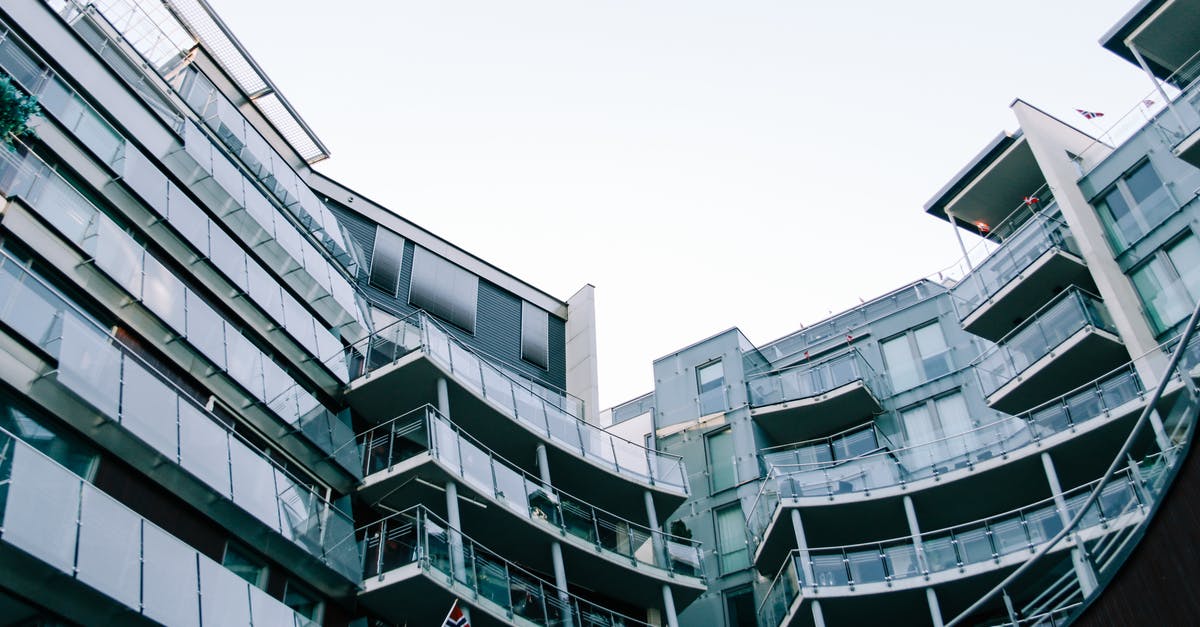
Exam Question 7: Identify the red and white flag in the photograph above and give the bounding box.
[442,599,470,627]
[1076,109,1104,120]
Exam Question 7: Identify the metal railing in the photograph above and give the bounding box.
[0,426,318,627]
[746,362,1149,551]
[746,348,887,408]
[758,421,892,474]
[974,287,1118,397]
[350,505,651,627]
[357,405,705,579]
[756,458,1161,627]
[349,312,690,494]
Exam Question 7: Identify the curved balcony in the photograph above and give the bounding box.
[344,313,689,520]
[747,349,887,443]
[748,364,1158,571]
[951,206,1093,342]
[757,459,1161,627]
[355,406,706,608]
[352,505,654,627]
[975,288,1126,413]
[0,426,318,627]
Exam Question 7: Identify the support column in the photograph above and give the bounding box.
[790,509,815,585]
[1128,43,1188,133]
[926,588,944,627]
[902,496,928,574]
[661,584,679,627]
[945,209,974,272]
[646,491,677,627]
[811,599,826,627]
[536,443,552,484]
[437,377,450,416]
[1041,453,1098,596]
[445,480,467,583]
[536,443,570,611]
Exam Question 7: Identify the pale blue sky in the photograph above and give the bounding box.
[208,0,1155,408]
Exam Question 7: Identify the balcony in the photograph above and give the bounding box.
[975,288,1126,413]
[952,207,1093,341]
[354,506,654,627]
[0,251,361,592]
[748,365,1153,571]
[756,460,1157,627]
[0,426,318,627]
[345,313,689,521]
[355,406,706,606]
[748,349,887,443]
[924,131,1046,238]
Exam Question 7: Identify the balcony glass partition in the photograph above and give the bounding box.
[0,17,358,371]
[0,252,360,581]
[759,422,886,473]
[746,348,886,408]
[0,146,360,475]
[355,506,652,627]
[757,464,1152,627]
[952,205,1080,318]
[357,406,705,580]
[349,312,689,495]
[975,288,1119,397]
[746,365,1145,547]
[0,427,318,627]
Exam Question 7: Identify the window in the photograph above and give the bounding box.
[521,301,549,369]
[724,585,757,627]
[1131,233,1200,334]
[409,246,478,333]
[707,428,737,493]
[898,391,977,465]
[881,322,952,391]
[715,504,749,574]
[1095,161,1175,252]
[697,360,726,416]
[222,543,266,588]
[368,226,405,295]
[283,580,323,621]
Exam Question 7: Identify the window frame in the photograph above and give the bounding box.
[713,503,749,575]
[1094,159,1177,253]
[696,359,727,416]
[706,427,737,494]
[880,321,952,392]
[520,301,550,369]
[1129,230,1200,335]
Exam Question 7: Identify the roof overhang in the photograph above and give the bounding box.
[1101,0,1200,84]
[925,131,1044,234]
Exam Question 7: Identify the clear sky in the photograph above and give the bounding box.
[207,0,1156,409]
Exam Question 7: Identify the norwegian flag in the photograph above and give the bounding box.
[1143,99,1155,107]
[1076,109,1104,120]
[442,599,470,627]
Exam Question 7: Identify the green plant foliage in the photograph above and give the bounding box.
[0,74,39,145]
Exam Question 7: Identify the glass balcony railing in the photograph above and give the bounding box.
[952,205,1081,319]
[746,364,1146,548]
[353,505,652,627]
[0,145,360,476]
[758,422,891,473]
[0,251,361,582]
[0,426,318,627]
[350,312,689,495]
[756,460,1158,627]
[0,20,353,380]
[746,348,887,408]
[975,288,1119,397]
[358,406,705,580]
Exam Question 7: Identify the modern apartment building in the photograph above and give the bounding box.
[2,0,1200,626]
[0,0,704,625]
[600,1,1200,626]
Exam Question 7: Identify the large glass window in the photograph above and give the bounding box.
[697,360,726,416]
[1095,161,1175,251]
[409,246,478,333]
[1131,233,1200,334]
[520,301,549,369]
[715,504,749,574]
[881,322,952,391]
[899,391,976,464]
[368,226,405,295]
[707,428,737,493]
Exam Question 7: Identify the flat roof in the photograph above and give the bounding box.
[1100,0,1200,82]
[924,130,1021,223]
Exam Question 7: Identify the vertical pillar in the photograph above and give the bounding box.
[790,509,815,585]
[945,209,974,272]
[811,599,826,627]
[646,491,677,627]
[1041,453,1098,596]
[536,443,552,484]
[445,480,466,584]
[902,496,928,574]
[437,377,450,416]
[662,584,679,627]
[926,588,944,627]
[534,443,570,611]
[1128,43,1188,133]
